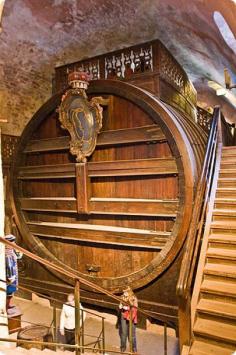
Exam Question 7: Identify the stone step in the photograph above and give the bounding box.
[193,317,236,345]
[189,338,235,355]
[197,298,236,320]
[201,278,236,298]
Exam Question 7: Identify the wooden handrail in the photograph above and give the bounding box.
[18,284,106,320]
[0,236,171,326]
[0,337,132,354]
[176,106,220,300]
[176,107,232,350]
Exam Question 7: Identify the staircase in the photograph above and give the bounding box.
[190,146,236,355]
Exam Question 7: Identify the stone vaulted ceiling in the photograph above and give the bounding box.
[0,0,236,135]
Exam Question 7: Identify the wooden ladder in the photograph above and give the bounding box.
[190,146,236,355]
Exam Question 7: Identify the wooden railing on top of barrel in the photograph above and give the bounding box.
[176,106,234,351]
[53,39,197,108]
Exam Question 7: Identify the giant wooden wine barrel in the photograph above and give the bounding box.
[11,79,207,295]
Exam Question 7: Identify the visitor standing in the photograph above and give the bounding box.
[60,293,86,351]
[118,286,138,353]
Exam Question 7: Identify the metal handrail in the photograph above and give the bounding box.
[0,336,133,354]
[176,106,221,299]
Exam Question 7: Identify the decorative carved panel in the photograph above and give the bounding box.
[1,134,19,166]
[70,59,100,80]
[196,107,213,133]
[58,71,104,162]
[105,44,153,79]
[160,46,185,92]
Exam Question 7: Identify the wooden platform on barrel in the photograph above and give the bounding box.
[7,306,22,334]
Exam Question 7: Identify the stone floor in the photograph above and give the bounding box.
[0,296,179,355]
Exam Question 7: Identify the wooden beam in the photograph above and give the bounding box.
[89,197,178,217]
[23,125,166,153]
[97,125,166,146]
[24,136,70,153]
[18,158,178,180]
[20,197,77,213]
[88,158,177,177]
[76,163,90,214]
[20,197,178,217]
[27,221,171,249]
[18,164,76,179]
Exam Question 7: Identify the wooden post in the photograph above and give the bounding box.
[164,323,167,355]
[74,279,81,355]
[102,317,105,355]
[178,297,191,351]
[129,306,133,353]
[0,129,9,343]
[81,308,84,354]
[53,305,57,342]
[76,163,90,214]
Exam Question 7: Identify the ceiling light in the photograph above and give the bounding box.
[208,80,236,108]
[224,68,236,89]
[216,88,227,96]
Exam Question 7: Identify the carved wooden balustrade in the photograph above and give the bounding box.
[1,134,19,213]
[1,134,19,167]
[54,39,197,120]
[196,107,213,133]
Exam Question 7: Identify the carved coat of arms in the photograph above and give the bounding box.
[58,71,104,162]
